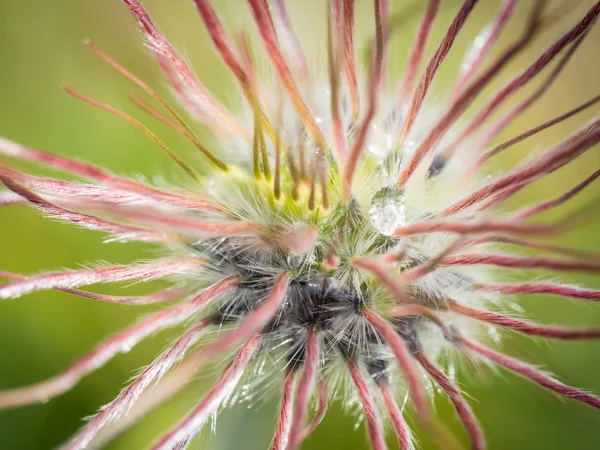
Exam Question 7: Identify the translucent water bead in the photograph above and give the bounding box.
[369,186,406,236]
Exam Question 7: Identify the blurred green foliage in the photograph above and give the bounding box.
[0,1,599,449]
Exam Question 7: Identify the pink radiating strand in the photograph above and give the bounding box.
[329,0,348,162]
[0,270,184,305]
[397,0,440,104]
[442,253,600,273]
[0,259,201,300]
[246,0,327,150]
[257,0,277,34]
[0,175,178,242]
[287,329,319,450]
[88,351,210,449]
[363,309,429,421]
[342,0,360,119]
[479,94,600,163]
[347,359,388,450]
[299,378,328,442]
[443,3,600,162]
[451,0,516,98]
[277,225,318,255]
[456,31,589,161]
[272,370,296,450]
[82,202,260,238]
[0,166,175,208]
[462,235,600,262]
[380,381,413,450]
[397,0,478,148]
[444,119,600,216]
[342,0,385,200]
[475,173,600,222]
[352,257,412,303]
[11,169,222,214]
[274,0,310,81]
[194,273,289,363]
[193,0,242,72]
[151,335,261,450]
[0,137,209,209]
[0,277,237,410]
[460,337,600,409]
[193,0,255,94]
[398,2,600,188]
[513,169,600,220]
[398,0,545,186]
[473,180,529,213]
[415,352,484,450]
[120,0,247,138]
[395,238,466,286]
[65,318,214,450]
[87,274,284,446]
[475,282,600,301]
[449,302,600,340]
[392,217,561,239]
[378,0,390,90]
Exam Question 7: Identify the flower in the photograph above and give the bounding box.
[1,0,600,449]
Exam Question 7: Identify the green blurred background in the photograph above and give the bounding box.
[0,0,599,449]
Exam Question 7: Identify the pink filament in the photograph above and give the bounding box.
[0,175,178,242]
[348,359,388,450]
[380,380,413,450]
[287,329,320,450]
[363,309,428,421]
[0,277,237,410]
[0,270,184,305]
[397,0,440,103]
[461,337,600,409]
[450,302,600,340]
[65,318,214,450]
[272,370,296,450]
[442,253,600,273]
[475,282,600,301]
[0,259,201,300]
[0,137,208,209]
[120,0,246,137]
[151,335,261,449]
[299,378,328,442]
[415,352,484,450]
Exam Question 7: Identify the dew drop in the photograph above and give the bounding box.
[369,186,407,236]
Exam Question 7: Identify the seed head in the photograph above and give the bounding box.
[1,1,600,449]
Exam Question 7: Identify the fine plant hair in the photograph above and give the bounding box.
[1,1,600,449]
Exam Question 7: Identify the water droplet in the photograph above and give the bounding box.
[369,186,407,236]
